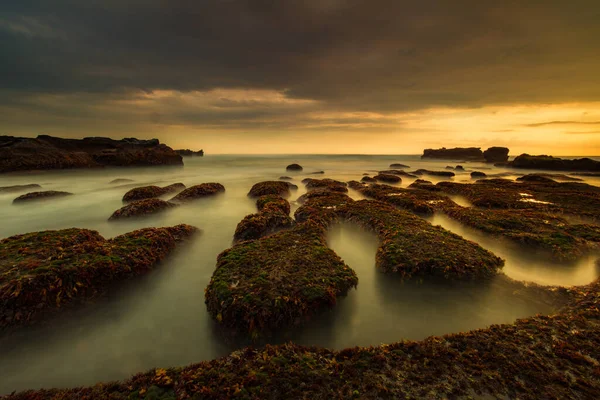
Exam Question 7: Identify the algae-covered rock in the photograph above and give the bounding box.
[517,174,556,183]
[108,198,177,220]
[390,163,410,168]
[206,221,358,337]
[0,225,198,329]
[301,178,348,193]
[13,191,73,203]
[412,169,456,178]
[361,176,376,183]
[373,173,401,183]
[122,183,186,202]
[248,181,297,198]
[233,196,294,243]
[337,200,504,279]
[169,183,225,202]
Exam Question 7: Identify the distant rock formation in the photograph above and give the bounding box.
[483,147,509,163]
[509,154,600,171]
[175,149,204,157]
[422,147,483,160]
[422,146,510,163]
[0,135,182,173]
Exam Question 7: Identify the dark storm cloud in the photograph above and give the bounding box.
[1,0,600,120]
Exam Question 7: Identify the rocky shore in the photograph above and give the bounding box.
[421,146,509,162]
[0,135,183,173]
[508,154,600,171]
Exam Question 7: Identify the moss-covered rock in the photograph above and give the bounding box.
[390,163,410,168]
[361,176,376,183]
[411,169,456,178]
[336,200,504,279]
[248,181,297,198]
[169,183,225,202]
[108,199,177,220]
[373,173,401,183]
[13,191,73,203]
[122,183,186,202]
[378,169,418,178]
[301,178,348,193]
[206,221,358,337]
[233,196,294,243]
[0,225,198,329]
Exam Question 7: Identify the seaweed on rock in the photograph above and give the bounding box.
[108,198,177,220]
[248,181,297,198]
[0,225,198,329]
[122,183,185,202]
[13,191,72,203]
[169,183,225,202]
[206,221,358,337]
[301,178,348,193]
[233,196,294,243]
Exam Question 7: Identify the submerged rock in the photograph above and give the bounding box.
[517,174,557,183]
[248,181,297,198]
[379,169,418,178]
[455,165,465,171]
[206,221,358,337]
[471,171,487,178]
[13,191,72,203]
[0,184,42,193]
[122,183,185,202]
[169,183,225,202]
[390,163,410,168]
[361,176,377,183]
[108,199,177,220]
[286,163,303,171]
[109,178,134,184]
[233,196,294,243]
[0,225,198,329]
[302,178,348,193]
[0,135,182,173]
[279,176,293,180]
[373,173,401,183]
[412,169,456,178]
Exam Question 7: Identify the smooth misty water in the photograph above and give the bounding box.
[0,155,599,393]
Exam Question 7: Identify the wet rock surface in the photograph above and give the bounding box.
[122,183,185,202]
[373,173,401,183]
[109,179,134,184]
[233,196,294,243]
[411,169,456,178]
[0,135,182,173]
[108,199,177,220]
[301,178,347,193]
[13,191,73,203]
[285,163,303,171]
[0,225,198,329]
[248,181,296,198]
[169,183,225,202]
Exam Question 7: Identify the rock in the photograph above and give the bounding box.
[0,224,198,329]
[109,179,134,184]
[408,179,441,191]
[307,171,325,175]
[361,176,377,183]
[390,163,410,168]
[248,181,296,198]
[353,183,453,216]
[233,196,294,243]
[279,176,293,180]
[0,184,42,193]
[175,149,204,156]
[0,135,183,173]
[421,147,484,161]
[122,183,186,202]
[516,173,582,182]
[471,171,487,178]
[108,199,178,220]
[170,183,225,202]
[379,170,418,178]
[455,165,465,171]
[13,191,73,203]
[374,173,401,183]
[206,221,357,337]
[509,154,600,171]
[516,174,557,183]
[301,178,348,192]
[483,147,510,163]
[445,166,454,170]
[286,163,303,171]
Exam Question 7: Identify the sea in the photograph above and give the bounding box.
[0,154,599,393]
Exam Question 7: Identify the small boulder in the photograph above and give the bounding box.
[109,199,177,220]
[170,183,225,202]
[374,174,401,183]
[455,165,465,171]
[361,176,377,183]
[302,178,348,193]
[248,181,297,198]
[286,163,303,171]
[390,163,410,168]
[279,176,293,180]
[0,184,42,193]
[109,178,134,184]
[471,171,487,179]
[122,183,186,202]
[13,191,72,203]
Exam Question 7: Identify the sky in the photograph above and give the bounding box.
[1,0,600,155]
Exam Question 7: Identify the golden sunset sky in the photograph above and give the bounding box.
[1,1,599,155]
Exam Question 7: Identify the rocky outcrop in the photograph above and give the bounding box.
[509,154,600,171]
[169,183,225,202]
[0,225,198,329]
[175,149,204,156]
[422,147,484,160]
[483,147,509,163]
[286,163,303,171]
[122,183,185,202]
[108,199,178,220]
[248,181,297,198]
[0,184,41,193]
[0,135,183,173]
[13,191,73,203]
[233,196,294,243]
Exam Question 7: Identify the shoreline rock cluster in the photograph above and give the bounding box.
[0,135,184,173]
[422,146,509,163]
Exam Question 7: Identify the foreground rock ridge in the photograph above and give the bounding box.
[0,135,183,173]
[0,225,198,329]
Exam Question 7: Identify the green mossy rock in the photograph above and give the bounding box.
[109,198,178,220]
[233,196,294,243]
